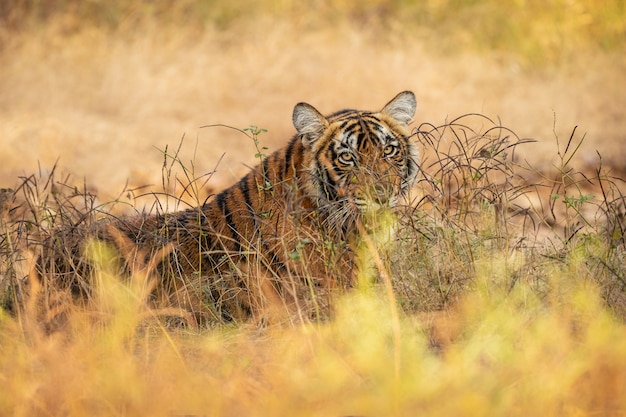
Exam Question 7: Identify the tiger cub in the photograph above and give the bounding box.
[43,91,418,324]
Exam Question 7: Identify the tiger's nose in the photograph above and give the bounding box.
[371,184,391,205]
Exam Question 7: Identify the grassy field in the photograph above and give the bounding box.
[1,1,626,416]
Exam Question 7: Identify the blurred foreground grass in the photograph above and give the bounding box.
[2,248,625,416]
[2,0,625,64]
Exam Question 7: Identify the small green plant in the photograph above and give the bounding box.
[243,125,269,160]
[244,125,274,193]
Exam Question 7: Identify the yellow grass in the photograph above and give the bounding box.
[3,249,626,416]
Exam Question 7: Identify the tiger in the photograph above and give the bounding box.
[40,91,419,325]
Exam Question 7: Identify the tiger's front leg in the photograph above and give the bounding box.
[260,218,357,298]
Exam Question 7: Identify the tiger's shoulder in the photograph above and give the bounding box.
[177,91,419,238]
[38,92,420,325]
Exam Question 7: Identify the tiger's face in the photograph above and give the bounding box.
[292,91,418,215]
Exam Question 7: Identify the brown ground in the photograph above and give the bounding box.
[1,20,624,206]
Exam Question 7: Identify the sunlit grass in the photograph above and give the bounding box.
[2,247,626,416]
[2,111,626,415]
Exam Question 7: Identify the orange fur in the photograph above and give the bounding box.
[41,91,419,325]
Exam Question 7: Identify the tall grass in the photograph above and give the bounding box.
[2,114,626,415]
[1,247,626,416]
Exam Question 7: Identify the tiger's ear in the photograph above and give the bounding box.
[293,102,329,148]
[381,91,417,125]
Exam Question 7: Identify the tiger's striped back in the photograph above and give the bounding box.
[42,91,419,325]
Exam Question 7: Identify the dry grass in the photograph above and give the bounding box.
[2,110,626,415]
[2,247,626,416]
[2,2,626,416]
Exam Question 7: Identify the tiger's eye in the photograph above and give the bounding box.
[338,152,354,164]
[383,144,396,156]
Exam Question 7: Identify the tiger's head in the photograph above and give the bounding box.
[292,91,418,217]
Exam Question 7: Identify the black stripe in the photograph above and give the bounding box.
[337,119,351,129]
[283,137,297,177]
[343,121,360,136]
[238,177,257,223]
[238,177,254,212]
[328,144,339,164]
[357,130,367,146]
[216,189,241,252]
[328,109,355,120]
[317,161,337,201]
[357,117,375,147]
[216,190,228,214]
[201,219,214,252]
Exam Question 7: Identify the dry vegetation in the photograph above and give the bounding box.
[1,1,626,416]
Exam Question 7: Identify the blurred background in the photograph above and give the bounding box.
[1,0,624,203]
